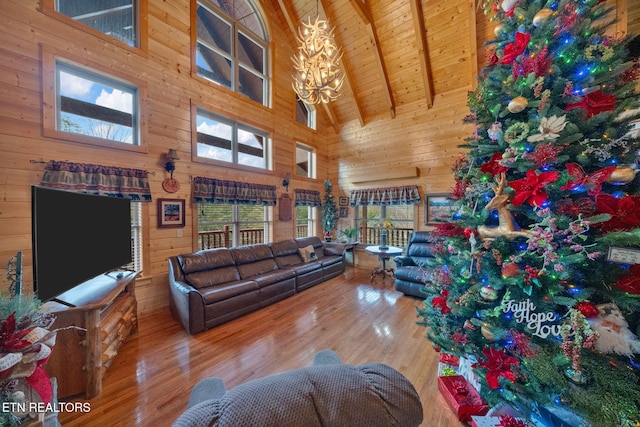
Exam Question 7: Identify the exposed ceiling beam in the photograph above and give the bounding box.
[318,0,365,127]
[409,0,434,108]
[349,0,396,119]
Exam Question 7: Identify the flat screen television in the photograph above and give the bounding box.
[31,186,132,304]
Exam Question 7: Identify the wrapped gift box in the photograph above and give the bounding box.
[438,352,461,376]
[471,414,533,427]
[438,375,489,423]
[458,355,482,392]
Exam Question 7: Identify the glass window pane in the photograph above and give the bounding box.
[57,0,136,47]
[238,67,264,104]
[238,32,264,73]
[295,143,314,178]
[57,63,137,144]
[197,204,233,249]
[196,4,232,55]
[196,112,233,162]
[196,44,233,88]
[238,128,266,169]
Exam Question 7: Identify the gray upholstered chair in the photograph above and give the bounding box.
[393,231,438,298]
[173,350,423,427]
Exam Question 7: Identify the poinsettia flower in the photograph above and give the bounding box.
[501,32,531,65]
[0,312,32,353]
[565,90,618,118]
[475,347,520,389]
[527,115,568,142]
[432,289,451,314]
[556,197,595,218]
[509,170,560,207]
[615,265,640,295]
[595,194,640,232]
[480,152,509,176]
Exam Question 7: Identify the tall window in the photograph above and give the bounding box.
[130,203,143,272]
[295,142,315,178]
[355,205,416,248]
[195,109,270,169]
[52,0,139,47]
[295,206,316,237]
[197,204,272,249]
[195,0,268,105]
[56,61,138,145]
[295,97,316,129]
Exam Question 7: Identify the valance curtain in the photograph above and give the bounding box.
[294,189,321,207]
[40,160,151,201]
[192,176,277,206]
[349,185,421,206]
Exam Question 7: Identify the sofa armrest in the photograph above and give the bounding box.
[323,241,347,256]
[393,256,416,267]
[168,257,206,335]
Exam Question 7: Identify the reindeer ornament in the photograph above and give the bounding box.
[477,173,532,241]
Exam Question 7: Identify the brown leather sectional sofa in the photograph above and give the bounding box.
[168,236,346,335]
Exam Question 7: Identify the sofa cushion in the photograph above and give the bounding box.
[179,248,235,274]
[252,269,296,287]
[185,266,242,289]
[298,245,317,263]
[295,237,325,258]
[231,244,279,279]
[198,280,259,304]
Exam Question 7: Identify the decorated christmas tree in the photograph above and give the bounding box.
[322,179,338,240]
[417,1,640,426]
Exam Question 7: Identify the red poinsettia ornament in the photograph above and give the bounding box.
[509,170,559,207]
[595,194,640,232]
[432,289,451,315]
[501,32,531,65]
[614,265,640,295]
[481,152,509,176]
[565,90,618,118]
[474,347,520,389]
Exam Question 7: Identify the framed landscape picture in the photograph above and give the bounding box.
[424,194,455,225]
[158,198,185,228]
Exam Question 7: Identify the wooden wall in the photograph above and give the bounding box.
[0,0,339,312]
[0,0,637,313]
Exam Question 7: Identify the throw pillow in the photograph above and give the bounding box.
[298,245,317,263]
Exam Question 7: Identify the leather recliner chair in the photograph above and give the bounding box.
[393,231,437,298]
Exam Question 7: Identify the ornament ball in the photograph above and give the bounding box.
[508,96,528,113]
[533,8,553,26]
[480,286,499,301]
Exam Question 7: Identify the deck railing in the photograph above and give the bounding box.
[198,226,265,250]
[361,226,411,248]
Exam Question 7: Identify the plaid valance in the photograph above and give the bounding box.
[294,189,322,207]
[40,160,151,201]
[193,176,277,206]
[349,185,421,206]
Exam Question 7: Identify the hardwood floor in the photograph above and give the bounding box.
[57,267,465,426]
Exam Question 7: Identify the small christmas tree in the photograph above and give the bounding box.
[417,1,640,426]
[322,179,338,240]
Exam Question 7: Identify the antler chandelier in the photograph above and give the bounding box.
[292,16,344,105]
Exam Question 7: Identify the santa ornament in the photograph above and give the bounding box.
[588,303,640,356]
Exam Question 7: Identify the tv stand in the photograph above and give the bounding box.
[42,271,138,399]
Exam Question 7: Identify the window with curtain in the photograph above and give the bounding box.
[195,0,268,105]
[193,177,275,249]
[350,185,421,248]
[195,108,270,170]
[294,189,321,238]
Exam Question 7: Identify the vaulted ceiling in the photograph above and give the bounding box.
[273,0,482,130]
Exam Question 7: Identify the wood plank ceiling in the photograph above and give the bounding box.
[274,0,456,130]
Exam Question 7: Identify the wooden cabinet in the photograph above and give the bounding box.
[42,271,138,399]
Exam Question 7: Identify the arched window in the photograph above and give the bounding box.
[195,0,269,106]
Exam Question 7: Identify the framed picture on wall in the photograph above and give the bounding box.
[158,198,185,228]
[424,194,455,225]
[339,207,348,218]
[339,196,349,206]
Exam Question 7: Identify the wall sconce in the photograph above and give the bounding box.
[282,172,291,192]
[162,149,180,193]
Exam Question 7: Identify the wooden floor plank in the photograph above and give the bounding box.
[57,267,465,426]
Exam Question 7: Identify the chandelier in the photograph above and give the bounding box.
[292,16,344,105]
